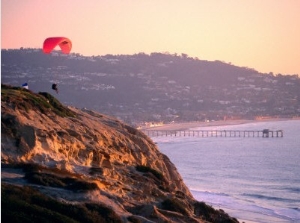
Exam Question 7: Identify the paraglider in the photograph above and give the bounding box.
[42,37,72,54]
[43,37,72,94]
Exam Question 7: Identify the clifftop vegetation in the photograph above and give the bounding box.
[1,84,76,118]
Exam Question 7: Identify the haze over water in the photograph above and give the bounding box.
[154,120,300,223]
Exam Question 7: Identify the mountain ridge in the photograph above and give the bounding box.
[2,49,299,125]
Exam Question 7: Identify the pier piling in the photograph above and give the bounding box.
[143,129,283,138]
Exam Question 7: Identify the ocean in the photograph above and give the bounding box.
[152,120,300,223]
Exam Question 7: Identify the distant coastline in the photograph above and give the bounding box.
[141,118,296,131]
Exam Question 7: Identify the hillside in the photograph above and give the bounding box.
[1,85,239,223]
[2,49,300,125]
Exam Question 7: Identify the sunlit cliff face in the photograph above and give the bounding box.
[1,90,191,194]
[1,85,239,223]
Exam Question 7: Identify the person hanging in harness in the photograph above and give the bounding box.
[52,83,58,94]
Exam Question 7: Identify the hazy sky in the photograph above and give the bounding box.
[2,0,300,75]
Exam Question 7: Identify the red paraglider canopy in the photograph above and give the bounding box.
[43,37,72,54]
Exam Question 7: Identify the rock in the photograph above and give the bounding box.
[1,84,239,223]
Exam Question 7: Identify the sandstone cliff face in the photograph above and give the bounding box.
[1,85,238,223]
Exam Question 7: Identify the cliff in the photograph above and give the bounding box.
[1,84,238,223]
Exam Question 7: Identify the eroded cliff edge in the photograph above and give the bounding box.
[1,84,238,223]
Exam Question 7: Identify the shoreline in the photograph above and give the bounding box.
[147,118,299,223]
[141,118,294,131]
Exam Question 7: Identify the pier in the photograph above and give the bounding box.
[143,129,283,138]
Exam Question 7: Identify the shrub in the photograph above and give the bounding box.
[127,216,142,223]
[135,165,164,181]
[1,85,76,118]
[25,172,66,187]
[38,92,76,117]
[194,201,239,223]
[24,171,98,191]
[2,183,122,223]
[161,198,189,215]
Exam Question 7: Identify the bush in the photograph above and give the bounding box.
[194,201,239,223]
[38,92,76,117]
[161,198,189,215]
[1,85,76,118]
[25,172,66,188]
[135,165,164,181]
[127,216,142,223]
[2,183,122,223]
[24,171,98,191]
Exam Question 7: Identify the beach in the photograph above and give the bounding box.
[141,119,290,131]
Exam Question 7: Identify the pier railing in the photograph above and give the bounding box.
[143,129,283,138]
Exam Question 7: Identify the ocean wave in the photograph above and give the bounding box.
[190,189,235,207]
[284,186,300,194]
[242,193,299,203]
[191,188,230,197]
[191,189,300,223]
[274,208,300,222]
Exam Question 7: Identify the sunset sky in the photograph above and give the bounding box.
[2,0,300,75]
